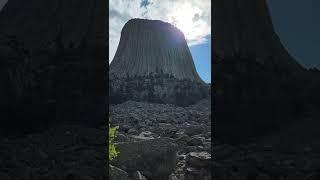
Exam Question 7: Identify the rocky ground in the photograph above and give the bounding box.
[110,96,320,180]
[109,97,212,180]
[1,95,319,180]
[214,141,320,180]
[0,124,107,180]
[214,109,320,180]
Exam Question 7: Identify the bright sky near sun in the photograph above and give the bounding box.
[109,0,211,60]
[109,0,211,82]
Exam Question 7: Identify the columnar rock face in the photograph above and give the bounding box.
[0,0,107,135]
[212,0,303,72]
[110,19,209,106]
[110,19,203,83]
[212,0,320,143]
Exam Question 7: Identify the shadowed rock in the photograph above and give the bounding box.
[0,0,107,135]
[213,0,320,143]
[113,137,178,180]
[0,0,106,54]
[110,19,209,106]
[212,0,303,72]
[110,19,203,83]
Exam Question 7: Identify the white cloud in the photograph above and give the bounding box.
[109,0,211,63]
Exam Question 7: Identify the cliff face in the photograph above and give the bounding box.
[0,0,107,135]
[110,19,209,106]
[0,0,106,55]
[212,0,303,72]
[110,19,203,83]
[212,0,320,143]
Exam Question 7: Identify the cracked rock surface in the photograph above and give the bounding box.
[109,96,212,180]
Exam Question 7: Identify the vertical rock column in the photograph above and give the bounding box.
[109,19,209,106]
[0,0,107,133]
[212,0,302,71]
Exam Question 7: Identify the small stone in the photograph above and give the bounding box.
[168,174,178,180]
[133,171,147,180]
[174,135,189,145]
[187,137,205,146]
[184,125,204,136]
[115,134,128,142]
[139,131,153,137]
[109,165,129,180]
[128,128,137,135]
[186,152,211,168]
[184,146,198,153]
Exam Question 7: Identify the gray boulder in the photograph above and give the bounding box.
[109,165,129,180]
[113,137,178,180]
[133,171,148,180]
[186,152,211,168]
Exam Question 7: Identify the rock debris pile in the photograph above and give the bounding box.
[0,124,107,180]
[109,97,212,180]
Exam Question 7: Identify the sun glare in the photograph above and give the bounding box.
[167,3,205,43]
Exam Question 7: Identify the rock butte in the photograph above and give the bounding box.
[0,0,107,134]
[110,18,204,84]
[213,0,320,143]
[213,0,303,72]
[109,19,209,106]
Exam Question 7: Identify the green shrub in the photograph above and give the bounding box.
[109,124,119,161]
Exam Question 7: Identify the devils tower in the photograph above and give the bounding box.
[109,19,209,106]
[212,0,320,143]
[212,0,303,72]
[0,0,107,134]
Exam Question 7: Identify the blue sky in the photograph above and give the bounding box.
[190,35,211,83]
[267,0,320,69]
